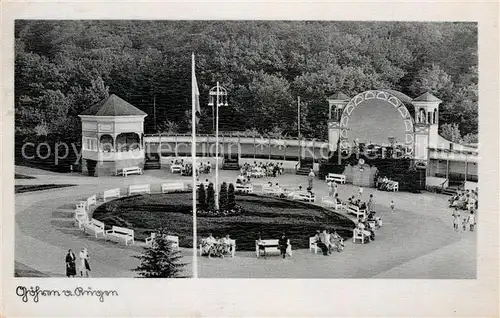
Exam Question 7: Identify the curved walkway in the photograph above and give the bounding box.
[14,166,476,278]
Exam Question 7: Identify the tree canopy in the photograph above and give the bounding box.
[15,21,478,142]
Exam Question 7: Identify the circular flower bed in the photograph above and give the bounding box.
[92,192,355,250]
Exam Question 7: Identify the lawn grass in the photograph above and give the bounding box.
[93,192,355,250]
[15,184,76,193]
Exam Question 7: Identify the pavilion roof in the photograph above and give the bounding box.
[80,94,147,116]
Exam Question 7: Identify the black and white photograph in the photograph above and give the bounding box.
[12,19,480,279]
[2,2,499,317]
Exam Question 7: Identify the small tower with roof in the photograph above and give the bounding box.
[78,94,147,176]
[326,92,350,151]
[412,92,442,148]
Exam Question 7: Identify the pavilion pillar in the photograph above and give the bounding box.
[328,104,332,120]
[446,159,449,180]
[464,154,468,182]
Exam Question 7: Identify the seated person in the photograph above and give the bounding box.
[334,193,341,204]
[201,233,217,257]
[329,229,344,252]
[257,237,267,258]
[357,222,372,242]
[315,230,329,256]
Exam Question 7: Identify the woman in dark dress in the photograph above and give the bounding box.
[65,249,76,277]
[278,232,289,259]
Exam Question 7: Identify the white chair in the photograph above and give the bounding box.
[352,228,366,244]
[309,237,318,254]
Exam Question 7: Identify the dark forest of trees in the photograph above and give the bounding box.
[15,21,478,143]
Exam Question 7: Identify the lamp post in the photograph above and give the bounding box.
[208,83,228,210]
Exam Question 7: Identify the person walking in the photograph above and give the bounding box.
[390,200,395,212]
[278,232,289,259]
[79,248,91,277]
[367,194,374,213]
[452,209,460,231]
[467,211,476,231]
[307,169,315,190]
[358,186,363,199]
[65,249,76,278]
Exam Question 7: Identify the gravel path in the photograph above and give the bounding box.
[14,165,476,278]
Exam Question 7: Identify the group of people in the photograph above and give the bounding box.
[452,209,476,232]
[65,248,91,278]
[377,176,398,191]
[313,229,345,256]
[240,161,284,178]
[200,234,235,258]
[449,188,478,212]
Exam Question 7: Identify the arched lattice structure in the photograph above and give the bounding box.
[339,90,415,157]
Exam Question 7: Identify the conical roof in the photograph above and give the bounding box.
[80,94,147,116]
[327,92,350,100]
[414,92,442,102]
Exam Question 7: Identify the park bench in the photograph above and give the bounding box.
[199,238,237,257]
[128,184,151,196]
[103,188,120,202]
[145,233,180,250]
[235,184,253,193]
[255,239,292,258]
[74,206,89,229]
[347,204,367,220]
[262,186,282,196]
[86,195,97,209]
[321,196,343,210]
[170,164,183,173]
[161,182,185,193]
[309,236,319,254]
[325,173,346,184]
[352,228,368,244]
[106,226,134,246]
[83,219,106,238]
[116,166,142,176]
[297,192,315,202]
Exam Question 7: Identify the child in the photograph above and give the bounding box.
[462,216,468,232]
[390,200,395,212]
[467,211,476,231]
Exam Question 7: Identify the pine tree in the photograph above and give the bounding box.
[198,183,206,207]
[227,183,236,207]
[206,183,215,210]
[133,228,187,278]
[219,182,228,208]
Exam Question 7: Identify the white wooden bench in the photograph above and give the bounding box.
[106,226,134,246]
[325,173,346,184]
[262,186,282,196]
[297,192,315,202]
[321,196,343,210]
[235,184,253,193]
[392,181,399,192]
[170,164,183,173]
[347,204,367,219]
[309,236,319,254]
[86,195,97,209]
[255,239,292,258]
[83,219,106,238]
[128,184,151,196]
[146,234,180,250]
[116,166,142,176]
[74,207,89,229]
[352,228,367,244]
[161,182,185,193]
[103,188,120,202]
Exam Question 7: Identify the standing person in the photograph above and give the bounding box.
[452,209,460,231]
[79,248,90,277]
[308,169,315,190]
[390,200,395,212]
[358,186,363,199]
[65,249,76,278]
[367,194,374,213]
[467,211,476,231]
[327,180,333,197]
[332,181,338,197]
[278,232,289,259]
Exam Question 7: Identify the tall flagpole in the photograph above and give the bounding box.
[215,81,220,210]
[191,53,198,278]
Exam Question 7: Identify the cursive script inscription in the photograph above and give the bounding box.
[16,286,118,303]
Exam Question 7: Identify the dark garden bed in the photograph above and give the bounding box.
[15,184,76,193]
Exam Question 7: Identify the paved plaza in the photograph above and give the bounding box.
[14,166,476,278]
